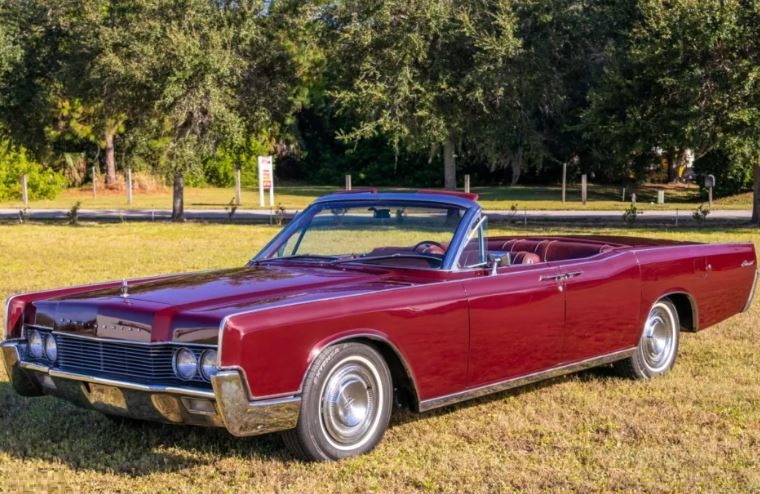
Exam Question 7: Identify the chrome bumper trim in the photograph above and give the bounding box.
[2,341,301,436]
[742,270,759,313]
[211,370,301,436]
[418,347,636,412]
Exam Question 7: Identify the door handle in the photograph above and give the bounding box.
[539,274,564,282]
[562,271,583,280]
[540,271,583,282]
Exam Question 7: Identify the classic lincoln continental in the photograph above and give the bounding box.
[2,191,758,460]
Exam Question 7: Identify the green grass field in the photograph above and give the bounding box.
[1,222,758,493]
[0,183,752,212]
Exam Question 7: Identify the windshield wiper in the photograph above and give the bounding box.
[332,253,441,265]
[254,254,341,263]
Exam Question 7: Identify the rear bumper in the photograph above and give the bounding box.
[1,340,300,436]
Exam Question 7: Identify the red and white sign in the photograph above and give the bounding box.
[258,156,274,207]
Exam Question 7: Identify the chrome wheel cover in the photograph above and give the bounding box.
[319,356,382,450]
[641,303,677,372]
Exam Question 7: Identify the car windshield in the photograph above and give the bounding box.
[257,201,467,269]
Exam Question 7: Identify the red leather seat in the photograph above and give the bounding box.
[512,251,540,265]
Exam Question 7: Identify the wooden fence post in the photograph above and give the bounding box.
[127,168,133,205]
[21,174,28,207]
[562,162,567,203]
[92,166,97,197]
[581,174,587,205]
[235,167,242,205]
[345,174,352,191]
[464,174,471,194]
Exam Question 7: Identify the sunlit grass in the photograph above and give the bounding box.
[0,222,758,493]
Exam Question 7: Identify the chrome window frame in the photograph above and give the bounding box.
[252,195,483,272]
[448,214,489,271]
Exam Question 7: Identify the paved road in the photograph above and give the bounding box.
[0,207,752,223]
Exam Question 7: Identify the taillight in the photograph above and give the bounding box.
[3,297,25,339]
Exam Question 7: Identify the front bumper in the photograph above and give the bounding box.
[1,340,300,436]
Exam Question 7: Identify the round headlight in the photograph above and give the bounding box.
[173,348,198,380]
[44,334,58,362]
[200,350,218,380]
[28,329,43,359]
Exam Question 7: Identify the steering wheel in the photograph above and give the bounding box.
[413,240,446,256]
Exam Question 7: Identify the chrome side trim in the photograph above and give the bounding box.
[418,348,636,412]
[742,270,759,313]
[211,370,300,436]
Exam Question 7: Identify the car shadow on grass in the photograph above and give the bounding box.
[390,365,621,427]
[0,382,293,475]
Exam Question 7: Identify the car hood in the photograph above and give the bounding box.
[29,264,407,344]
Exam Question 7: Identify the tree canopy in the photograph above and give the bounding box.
[0,0,758,222]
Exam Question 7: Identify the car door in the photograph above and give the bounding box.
[463,262,567,387]
[557,250,642,362]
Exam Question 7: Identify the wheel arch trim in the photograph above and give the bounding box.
[657,290,698,331]
[301,330,421,410]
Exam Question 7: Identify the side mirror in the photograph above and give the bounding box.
[488,251,510,276]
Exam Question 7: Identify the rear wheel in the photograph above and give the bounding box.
[614,299,680,379]
[282,343,392,461]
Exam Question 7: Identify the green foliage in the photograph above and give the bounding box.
[0,0,758,203]
[203,133,274,188]
[0,140,66,200]
[693,143,756,197]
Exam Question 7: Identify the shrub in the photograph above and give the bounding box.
[0,141,67,200]
[622,203,642,225]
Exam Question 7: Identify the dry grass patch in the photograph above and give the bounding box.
[0,222,758,493]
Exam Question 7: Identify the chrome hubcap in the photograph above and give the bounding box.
[320,360,379,449]
[642,304,676,372]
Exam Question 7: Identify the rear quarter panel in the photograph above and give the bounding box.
[635,243,757,330]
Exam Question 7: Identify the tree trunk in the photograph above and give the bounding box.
[105,129,117,188]
[172,173,185,222]
[666,153,677,182]
[753,164,760,226]
[443,136,456,190]
[510,147,523,185]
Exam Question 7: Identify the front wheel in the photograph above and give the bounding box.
[282,342,392,461]
[614,299,680,379]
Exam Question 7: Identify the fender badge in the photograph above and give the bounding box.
[120,279,129,299]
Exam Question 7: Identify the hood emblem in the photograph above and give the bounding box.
[120,279,129,299]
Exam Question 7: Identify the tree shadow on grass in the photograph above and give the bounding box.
[0,382,292,475]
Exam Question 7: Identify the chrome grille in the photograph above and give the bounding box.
[25,327,212,388]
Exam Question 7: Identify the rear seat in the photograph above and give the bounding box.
[489,238,615,263]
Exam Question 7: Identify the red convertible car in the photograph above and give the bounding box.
[2,191,757,460]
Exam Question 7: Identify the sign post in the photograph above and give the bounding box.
[705,174,715,208]
[258,156,274,207]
